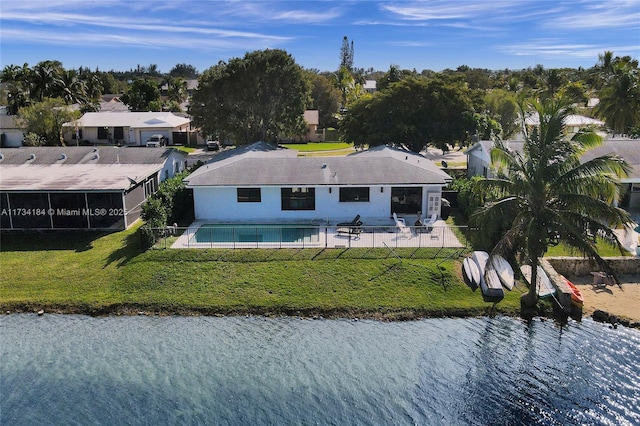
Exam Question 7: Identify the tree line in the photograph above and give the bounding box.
[1,44,638,148]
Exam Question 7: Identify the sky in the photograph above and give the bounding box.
[1,0,639,74]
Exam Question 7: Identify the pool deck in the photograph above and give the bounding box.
[170,219,466,249]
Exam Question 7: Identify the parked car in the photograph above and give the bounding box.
[146,135,168,147]
[206,140,220,151]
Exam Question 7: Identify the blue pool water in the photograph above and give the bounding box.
[1,315,639,425]
[192,224,320,244]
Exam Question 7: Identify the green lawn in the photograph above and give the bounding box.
[0,224,522,318]
[172,146,197,154]
[280,142,354,152]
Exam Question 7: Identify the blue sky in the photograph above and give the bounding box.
[1,0,639,74]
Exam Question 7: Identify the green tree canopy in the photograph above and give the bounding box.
[341,75,474,152]
[190,49,310,145]
[121,78,161,112]
[307,71,341,129]
[169,63,198,79]
[595,61,640,135]
[471,98,631,307]
[484,89,519,139]
[16,98,78,146]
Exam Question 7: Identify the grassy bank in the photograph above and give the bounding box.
[0,224,523,318]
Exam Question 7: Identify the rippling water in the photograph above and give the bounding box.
[1,315,638,425]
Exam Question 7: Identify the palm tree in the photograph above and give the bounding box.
[1,64,31,114]
[471,98,631,307]
[30,60,63,102]
[166,77,188,103]
[595,65,640,135]
[55,69,89,105]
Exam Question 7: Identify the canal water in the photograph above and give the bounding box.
[1,315,638,425]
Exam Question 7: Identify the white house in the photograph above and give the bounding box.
[0,146,187,230]
[184,142,452,224]
[65,112,192,146]
[511,114,606,140]
[466,138,640,211]
[0,110,23,147]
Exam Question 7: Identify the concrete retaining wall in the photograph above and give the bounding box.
[539,257,640,312]
[546,257,640,276]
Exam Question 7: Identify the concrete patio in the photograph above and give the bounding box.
[169,219,467,249]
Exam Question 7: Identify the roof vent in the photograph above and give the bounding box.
[0,154,4,161]
[321,163,327,169]
[92,148,98,152]
[60,154,67,160]
[29,154,36,160]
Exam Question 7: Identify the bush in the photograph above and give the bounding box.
[449,176,484,219]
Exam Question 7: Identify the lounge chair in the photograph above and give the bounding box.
[337,214,360,227]
[336,215,363,237]
[393,212,411,236]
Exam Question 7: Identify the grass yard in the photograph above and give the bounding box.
[0,223,522,318]
[173,146,198,154]
[280,142,354,152]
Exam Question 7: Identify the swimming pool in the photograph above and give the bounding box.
[191,224,321,244]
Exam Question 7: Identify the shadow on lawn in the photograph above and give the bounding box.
[0,231,106,252]
[104,230,143,268]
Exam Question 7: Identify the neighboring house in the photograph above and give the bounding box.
[466,138,640,211]
[184,142,452,223]
[98,96,130,113]
[363,80,377,94]
[511,114,606,140]
[294,110,321,142]
[0,146,187,230]
[0,108,23,147]
[64,112,192,146]
[525,114,605,134]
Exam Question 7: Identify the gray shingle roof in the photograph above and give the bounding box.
[185,143,451,187]
[472,138,640,181]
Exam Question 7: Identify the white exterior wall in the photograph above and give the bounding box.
[467,149,491,177]
[193,185,443,222]
[159,151,187,181]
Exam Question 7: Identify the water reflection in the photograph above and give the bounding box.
[1,315,638,425]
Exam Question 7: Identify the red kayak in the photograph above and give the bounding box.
[561,275,584,307]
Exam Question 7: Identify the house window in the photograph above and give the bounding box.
[237,188,261,203]
[391,187,422,214]
[113,127,124,141]
[339,187,370,202]
[632,183,640,192]
[281,187,315,210]
[97,127,109,140]
[144,179,156,198]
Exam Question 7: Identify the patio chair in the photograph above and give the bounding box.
[414,213,437,233]
[336,215,363,237]
[337,214,360,227]
[422,213,437,233]
[393,212,411,236]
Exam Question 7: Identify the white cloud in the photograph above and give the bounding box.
[500,39,638,59]
[0,28,285,51]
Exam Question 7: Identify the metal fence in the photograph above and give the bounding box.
[149,224,471,251]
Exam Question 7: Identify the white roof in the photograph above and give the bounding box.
[77,112,190,128]
[364,80,377,90]
[0,164,161,191]
[525,114,604,127]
